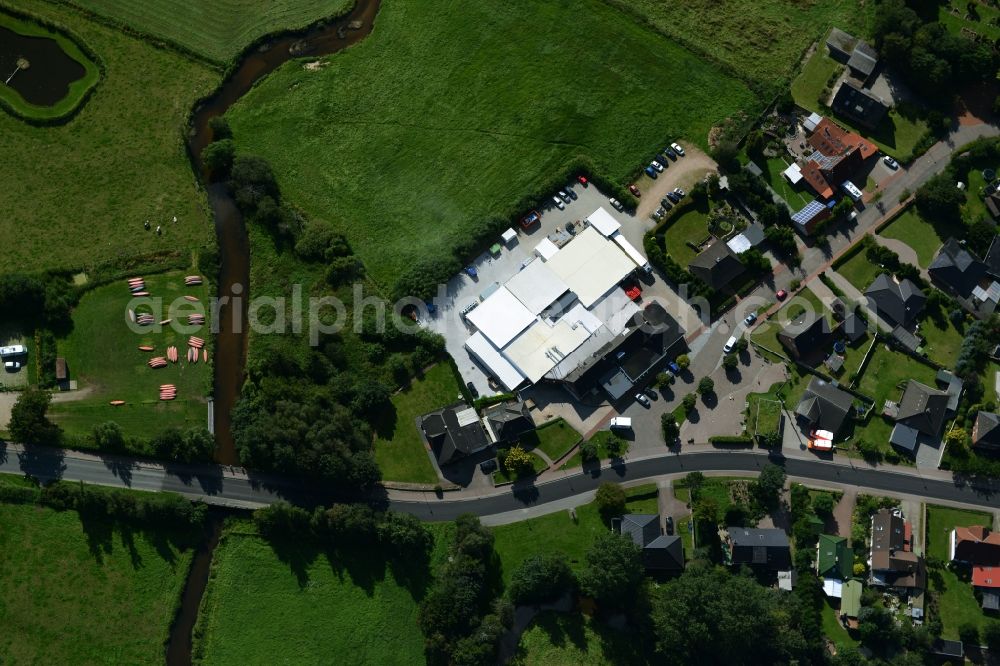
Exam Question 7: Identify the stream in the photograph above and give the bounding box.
[165,1,382,662]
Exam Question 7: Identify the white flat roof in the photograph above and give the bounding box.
[464,331,526,391]
[503,319,591,383]
[590,288,641,335]
[783,162,803,184]
[585,206,621,237]
[534,238,559,260]
[544,226,636,308]
[822,578,843,598]
[559,302,602,334]
[613,234,648,268]
[505,260,569,315]
[727,233,751,255]
[466,286,536,348]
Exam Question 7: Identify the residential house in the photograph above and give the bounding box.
[724,527,792,571]
[929,237,1000,319]
[613,514,684,571]
[831,80,889,130]
[795,377,855,436]
[800,117,878,200]
[972,411,1000,450]
[689,241,746,290]
[481,400,534,445]
[817,534,854,598]
[777,314,835,362]
[864,273,925,328]
[791,200,834,235]
[421,402,491,466]
[840,579,863,628]
[841,312,867,344]
[888,380,951,456]
[950,525,1000,610]
[870,508,925,592]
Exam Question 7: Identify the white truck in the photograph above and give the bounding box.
[609,417,632,430]
[0,345,26,358]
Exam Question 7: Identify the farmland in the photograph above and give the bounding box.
[0,494,197,663]
[66,0,353,64]
[603,0,873,90]
[48,270,213,440]
[194,523,426,664]
[0,0,217,273]
[225,0,758,290]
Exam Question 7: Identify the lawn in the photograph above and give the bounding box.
[784,285,828,324]
[985,362,1000,407]
[195,524,426,664]
[0,0,217,273]
[511,611,649,665]
[836,250,882,293]
[963,168,992,224]
[0,500,197,663]
[523,418,581,463]
[791,43,842,110]
[226,0,758,291]
[606,0,872,90]
[761,156,812,210]
[662,202,711,265]
[938,0,1000,41]
[747,395,782,438]
[374,362,464,485]
[821,597,858,653]
[491,484,658,585]
[918,314,965,368]
[66,0,353,63]
[926,505,992,562]
[48,270,213,440]
[878,209,944,267]
[559,430,631,471]
[856,345,939,404]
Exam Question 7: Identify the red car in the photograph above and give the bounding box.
[628,184,641,197]
[624,282,642,301]
[776,289,788,300]
[577,175,589,186]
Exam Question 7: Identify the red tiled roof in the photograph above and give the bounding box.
[801,118,878,200]
[801,160,835,199]
[954,525,1000,565]
[904,521,912,552]
[808,118,878,161]
[974,565,1000,588]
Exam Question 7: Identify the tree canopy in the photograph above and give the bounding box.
[577,532,644,608]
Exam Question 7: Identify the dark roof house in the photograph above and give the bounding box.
[973,411,1000,450]
[725,527,791,571]
[929,237,987,299]
[831,80,889,130]
[847,40,879,79]
[777,314,835,361]
[951,525,1000,565]
[613,514,684,571]
[482,400,534,444]
[689,242,746,290]
[890,380,950,454]
[795,377,855,435]
[421,403,491,466]
[864,273,925,328]
[985,235,1000,276]
[826,27,858,61]
[841,312,867,344]
[871,508,925,590]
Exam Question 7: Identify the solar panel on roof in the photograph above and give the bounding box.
[792,200,825,224]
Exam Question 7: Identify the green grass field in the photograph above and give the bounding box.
[918,314,965,368]
[605,0,872,90]
[0,500,197,663]
[857,346,939,404]
[790,44,842,110]
[374,362,463,485]
[492,484,658,585]
[821,597,858,652]
[195,524,426,664]
[663,203,712,265]
[926,505,991,561]
[747,396,782,437]
[835,251,882,293]
[67,0,353,64]
[524,419,581,462]
[559,430,631,470]
[226,0,758,290]
[761,156,812,210]
[49,270,213,439]
[511,611,649,665]
[0,0,216,274]
[879,209,944,267]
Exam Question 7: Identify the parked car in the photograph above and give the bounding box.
[624,281,642,301]
[670,142,685,156]
[577,175,589,186]
[667,361,681,374]
[776,289,788,300]
[479,459,498,474]
[520,210,540,229]
[610,417,632,430]
[644,165,657,179]
[744,312,758,326]
[666,191,680,203]
[464,265,478,278]
[723,335,739,354]
[466,381,479,399]
[673,187,686,197]
[552,195,565,210]
[654,206,666,218]
[609,197,624,211]
[558,190,571,203]
[628,183,641,197]
[565,186,578,200]
[883,155,899,170]
[4,361,20,371]
[635,392,651,407]
[664,147,678,160]
[665,516,674,534]
[650,160,664,172]
[661,200,672,211]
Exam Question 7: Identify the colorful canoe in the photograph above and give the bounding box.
[202,349,208,363]
[109,400,125,406]
[159,319,172,326]
[184,295,199,302]
[138,345,154,352]
[132,291,149,297]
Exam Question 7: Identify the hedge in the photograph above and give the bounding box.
[473,392,515,411]
[708,435,755,445]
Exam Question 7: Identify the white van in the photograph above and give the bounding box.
[723,335,738,354]
[609,417,632,430]
[0,345,26,358]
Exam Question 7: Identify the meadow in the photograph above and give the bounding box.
[0,0,216,273]
[226,0,758,290]
[511,611,649,665]
[66,0,353,64]
[194,523,426,664]
[603,0,873,90]
[0,497,197,663]
[48,270,213,439]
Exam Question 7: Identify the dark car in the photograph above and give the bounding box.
[467,381,479,398]
[665,516,674,535]
[644,165,657,179]
[660,197,673,208]
[664,148,678,160]
[667,361,681,374]
[666,191,681,203]
[479,459,498,474]
[565,186,578,200]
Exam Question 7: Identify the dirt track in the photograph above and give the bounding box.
[634,143,717,219]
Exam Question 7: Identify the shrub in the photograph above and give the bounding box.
[675,354,690,370]
[661,413,679,441]
[507,554,575,606]
[580,440,598,462]
[501,445,535,477]
[723,354,738,370]
[595,482,626,521]
[698,377,715,395]
[682,393,697,412]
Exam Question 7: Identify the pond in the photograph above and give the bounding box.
[0,24,86,107]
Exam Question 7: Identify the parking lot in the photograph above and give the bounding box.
[420,181,700,399]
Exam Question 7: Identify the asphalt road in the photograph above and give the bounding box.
[6,443,1000,522]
